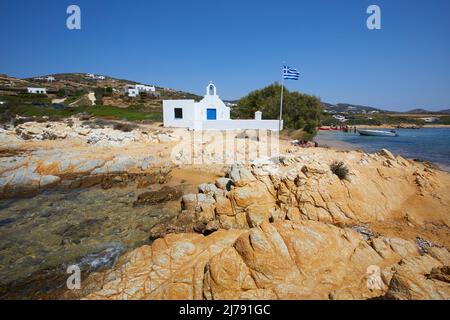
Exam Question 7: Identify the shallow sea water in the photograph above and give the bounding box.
[0,184,183,298]
[317,128,450,171]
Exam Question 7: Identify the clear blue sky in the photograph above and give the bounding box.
[1,0,449,111]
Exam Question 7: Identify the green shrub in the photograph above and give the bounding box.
[56,89,66,98]
[304,119,318,135]
[437,116,450,125]
[330,161,349,180]
[231,83,323,138]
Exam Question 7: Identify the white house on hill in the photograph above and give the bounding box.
[135,84,155,93]
[332,115,347,122]
[163,82,281,131]
[127,84,156,97]
[27,87,47,94]
[86,73,106,80]
[127,88,139,97]
[33,76,55,82]
[421,117,438,123]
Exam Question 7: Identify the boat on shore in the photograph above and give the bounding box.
[357,129,399,137]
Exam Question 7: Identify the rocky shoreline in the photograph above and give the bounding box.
[63,148,450,300]
[0,118,180,199]
[0,118,187,298]
[0,118,449,300]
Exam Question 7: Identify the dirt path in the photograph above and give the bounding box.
[68,92,96,106]
[87,92,96,105]
[51,97,67,104]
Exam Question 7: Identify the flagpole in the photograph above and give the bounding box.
[279,64,284,132]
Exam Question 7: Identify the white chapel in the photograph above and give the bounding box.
[163,82,281,131]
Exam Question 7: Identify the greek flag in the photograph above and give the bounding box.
[283,65,300,80]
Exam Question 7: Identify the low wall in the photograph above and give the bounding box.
[200,120,282,131]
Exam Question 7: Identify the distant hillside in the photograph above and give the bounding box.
[323,103,450,115]
[30,73,201,99]
[322,103,386,114]
[2,73,447,114]
[407,108,450,114]
[0,73,202,106]
[407,108,432,114]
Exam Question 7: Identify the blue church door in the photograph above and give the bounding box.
[206,108,217,120]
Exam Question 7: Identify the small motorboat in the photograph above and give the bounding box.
[357,129,399,137]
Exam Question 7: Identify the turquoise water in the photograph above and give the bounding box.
[317,128,450,170]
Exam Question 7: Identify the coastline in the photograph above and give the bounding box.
[315,129,450,172]
[1,119,450,300]
[354,124,450,129]
[314,134,357,151]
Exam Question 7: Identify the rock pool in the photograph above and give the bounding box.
[0,184,184,299]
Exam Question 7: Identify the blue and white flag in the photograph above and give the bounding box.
[283,65,300,80]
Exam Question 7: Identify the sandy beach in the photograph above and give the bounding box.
[314,133,357,151]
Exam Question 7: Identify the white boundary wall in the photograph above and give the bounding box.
[200,119,282,131]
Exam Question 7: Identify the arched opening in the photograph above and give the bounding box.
[206,82,217,96]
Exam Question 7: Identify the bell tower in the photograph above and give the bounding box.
[206,81,217,96]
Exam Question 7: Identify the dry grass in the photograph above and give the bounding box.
[330,161,349,180]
